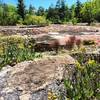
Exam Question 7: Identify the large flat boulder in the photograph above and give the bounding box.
[0,55,75,100]
[34,33,100,52]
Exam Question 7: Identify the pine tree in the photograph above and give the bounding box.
[59,0,66,22]
[17,0,25,20]
[71,5,75,19]
[1,3,9,25]
[29,4,35,15]
[75,0,82,22]
[56,0,61,8]
[46,5,54,20]
[47,0,68,23]
[65,4,70,21]
[55,0,66,23]
[37,6,45,16]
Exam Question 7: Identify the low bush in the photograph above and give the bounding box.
[83,40,95,45]
[17,18,23,25]
[24,14,50,26]
[64,58,100,100]
[0,36,42,69]
[71,18,77,25]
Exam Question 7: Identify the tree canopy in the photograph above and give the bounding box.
[0,0,100,25]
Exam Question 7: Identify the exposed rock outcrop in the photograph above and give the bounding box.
[0,25,100,36]
[0,55,75,100]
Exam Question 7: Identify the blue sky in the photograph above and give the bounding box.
[3,0,87,9]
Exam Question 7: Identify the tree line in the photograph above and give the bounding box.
[0,0,100,26]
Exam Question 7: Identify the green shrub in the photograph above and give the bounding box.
[0,35,42,69]
[24,14,50,26]
[64,58,100,100]
[83,40,95,45]
[95,9,100,22]
[71,18,77,25]
[17,18,23,25]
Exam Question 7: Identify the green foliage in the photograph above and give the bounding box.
[0,3,8,25]
[83,40,95,45]
[0,4,18,25]
[64,58,100,100]
[70,4,76,19]
[93,0,100,9]
[17,0,25,20]
[0,36,42,69]
[7,5,19,25]
[46,0,100,24]
[0,4,3,25]
[17,18,23,25]
[81,2,94,25]
[37,6,45,16]
[0,0,100,25]
[71,18,77,25]
[65,5,70,21]
[24,14,49,26]
[46,6,61,24]
[75,0,82,22]
[94,8,100,22]
[46,0,68,24]
[29,4,35,15]
[56,0,66,22]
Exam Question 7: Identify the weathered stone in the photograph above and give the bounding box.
[0,25,100,36]
[3,92,19,100]
[0,97,4,100]
[6,56,75,94]
[20,94,31,100]
[34,33,100,52]
[0,55,75,100]
[31,89,47,100]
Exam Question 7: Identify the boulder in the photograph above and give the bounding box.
[0,55,75,100]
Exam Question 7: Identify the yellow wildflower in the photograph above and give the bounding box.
[76,61,84,71]
[48,91,57,100]
[88,59,95,65]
